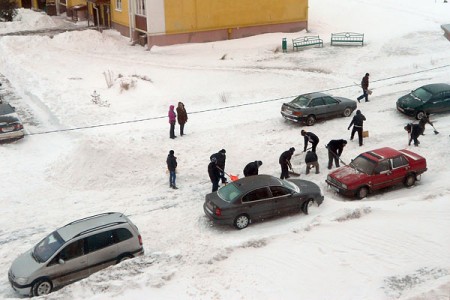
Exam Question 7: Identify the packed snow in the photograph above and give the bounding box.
[1,0,450,299]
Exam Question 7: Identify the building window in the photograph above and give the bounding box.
[136,0,145,15]
[116,0,122,10]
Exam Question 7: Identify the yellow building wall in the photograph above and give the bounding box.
[111,0,129,27]
[165,0,307,34]
[66,0,85,7]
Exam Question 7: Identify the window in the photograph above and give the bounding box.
[392,156,408,169]
[86,231,114,253]
[270,186,290,197]
[373,160,390,174]
[33,231,65,263]
[116,0,122,10]
[217,183,241,202]
[136,0,145,15]
[323,96,338,105]
[309,98,325,107]
[59,239,84,261]
[114,228,133,243]
[242,188,270,203]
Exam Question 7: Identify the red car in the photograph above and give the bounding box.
[326,147,427,199]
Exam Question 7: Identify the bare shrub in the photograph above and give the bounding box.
[103,70,114,88]
[220,54,227,60]
[219,92,228,103]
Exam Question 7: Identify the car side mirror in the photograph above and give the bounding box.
[58,258,65,265]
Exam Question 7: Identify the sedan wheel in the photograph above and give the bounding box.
[306,115,316,126]
[32,279,52,296]
[356,187,369,199]
[416,111,425,120]
[234,214,250,229]
[301,199,313,214]
[404,174,416,187]
[343,107,352,117]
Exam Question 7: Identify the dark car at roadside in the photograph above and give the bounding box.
[396,83,450,120]
[204,174,324,229]
[0,102,24,142]
[281,92,357,126]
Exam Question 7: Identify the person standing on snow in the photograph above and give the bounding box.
[166,150,178,189]
[168,105,177,139]
[243,161,263,177]
[208,157,221,192]
[301,130,319,153]
[305,151,319,175]
[418,113,433,135]
[357,73,370,103]
[404,123,421,146]
[348,110,366,146]
[326,139,347,169]
[176,102,188,136]
[279,147,295,179]
[210,149,227,184]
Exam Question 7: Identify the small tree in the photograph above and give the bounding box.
[0,0,18,22]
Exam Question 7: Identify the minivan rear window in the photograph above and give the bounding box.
[114,228,133,242]
[86,231,114,253]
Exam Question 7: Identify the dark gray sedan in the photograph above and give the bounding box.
[281,92,357,126]
[203,175,324,229]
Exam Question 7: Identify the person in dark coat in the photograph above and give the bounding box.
[166,150,178,189]
[243,161,263,177]
[168,105,176,139]
[418,113,433,135]
[348,110,366,146]
[357,73,370,103]
[301,130,319,153]
[305,151,319,174]
[279,147,295,179]
[326,139,347,169]
[210,149,227,183]
[176,102,188,136]
[208,157,221,192]
[404,123,421,146]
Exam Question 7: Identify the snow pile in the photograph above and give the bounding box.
[0,8,56,33]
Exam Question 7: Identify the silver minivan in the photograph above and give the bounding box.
[8,212,144,297]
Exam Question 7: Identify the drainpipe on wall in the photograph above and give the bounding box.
[93,4,100,32]
[128,1,133,42]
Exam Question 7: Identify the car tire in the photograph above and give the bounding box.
[32,279,52,296]
[356,187,369,199]
[117,254,134,264]
[416,111,425,120]
[306,115,316,126]
[301,199,313,214]
[404,174,416,187]
[233,214,250,229]
[343,107,353,117]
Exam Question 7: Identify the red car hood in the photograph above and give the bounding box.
[329,165,368,186]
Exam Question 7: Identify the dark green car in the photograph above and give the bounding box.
[396,83,450,119]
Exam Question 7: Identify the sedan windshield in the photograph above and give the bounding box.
[217,183,241,203]
[412,88,432,102]
[289,95,311,108]
[33,231,65,263]
[350,155,377,175]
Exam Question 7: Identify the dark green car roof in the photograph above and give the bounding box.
[421,83,450,94]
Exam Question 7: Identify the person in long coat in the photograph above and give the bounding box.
[348,110,366,146]
[279,147,295,179]
[166,150,178,189]
[176,102,188,136]
[210,149,227,183]
[357,73,370,102]
[168,105,176,139]
[243,161,263,177]
[326,139,347,169]
[208,157,221,192]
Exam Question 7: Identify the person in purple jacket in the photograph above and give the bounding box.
[168,105,177,139]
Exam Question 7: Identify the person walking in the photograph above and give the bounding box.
[404,123,421,146]
[243,161,263,177]
[168,105,177,139]
[348,110,366,146]
[208,157,221,192]
[418,113,433,135]
[176,102,188,136]
[357,73,370,103]
[305,151,319,174]
[210,149,227,184]
[166,150,178,189]
[279,147,295,179]
[301,130,319,153]
[326,139,347,169]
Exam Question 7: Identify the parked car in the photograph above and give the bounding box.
[203,174,324,229]
[281,92,357,126]
[0,102,24,141]
[8,212,144,297]
[396,83,450,119]
[326,147,427,199]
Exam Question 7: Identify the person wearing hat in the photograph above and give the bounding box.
[326,139,347,169]
[208,156,221,192]
[176,102,188,136]
[348,110,366,146]
[243,160,263,177]
[166,150,178,189]
[168,105,177,139]
[279,147,295,179]
[210,149,227,183]
[357,73,370,103]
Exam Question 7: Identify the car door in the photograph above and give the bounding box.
[322,96,341,117]
[369,159,393,190]
[85,230,118,275]
[241,187,274,220]
[426,92,450,114]
[389,155,410,185]
[45,239,89,287]
[270,185,297,215]
[308,98,326,119]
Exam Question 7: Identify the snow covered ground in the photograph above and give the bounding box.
[1,0,450,299]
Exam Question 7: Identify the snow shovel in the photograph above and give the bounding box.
[287,162,301,177]
[217,166,239,182]
[431,124,439,134]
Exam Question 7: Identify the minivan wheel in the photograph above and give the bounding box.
[32,279,52,296]
[343,107,352,117]
[233,214,249,229]
[416,111,425,120]
[117,254,133,264]
[306,115,316,126]
[404,174,416,187]
[356,187,369,199]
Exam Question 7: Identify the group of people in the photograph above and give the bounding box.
[168,102,188,139]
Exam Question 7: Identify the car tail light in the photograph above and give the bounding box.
[293,111,303,116]
[15,124,23,130]
[138,234,143,246]
[215,207,221,216]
